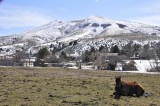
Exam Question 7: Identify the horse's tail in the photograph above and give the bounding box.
[136,84,153,97]
[137,84,153,98]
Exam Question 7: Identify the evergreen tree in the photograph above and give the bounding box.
[90,47,96,53]
[110,45,119,53]
[82,50,91,62]
[99,46,104,52]
[37,48,50,59]
[50,43,54,48]
[60,51,67,59]
[73,40,78,45]
[133,44,141,51]
[69,42,72,45]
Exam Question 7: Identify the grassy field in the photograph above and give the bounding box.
[0,67,160,106]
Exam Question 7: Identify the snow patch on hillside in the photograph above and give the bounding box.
[0,16,160,56]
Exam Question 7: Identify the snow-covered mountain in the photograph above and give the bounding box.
[0,16,160,56]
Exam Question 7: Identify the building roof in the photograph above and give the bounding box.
[21,57,36,62]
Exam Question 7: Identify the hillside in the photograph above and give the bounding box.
[0,16,160,56]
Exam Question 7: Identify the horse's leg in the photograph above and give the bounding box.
[114,92,121,99]
[114,86,121,99]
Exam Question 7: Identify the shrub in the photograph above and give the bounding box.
[107,63,116,70]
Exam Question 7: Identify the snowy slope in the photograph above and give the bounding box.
[20,20,78,44]
[119,60,160,74]
[0,16,160,56]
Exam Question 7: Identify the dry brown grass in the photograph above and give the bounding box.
[0,67,160,106]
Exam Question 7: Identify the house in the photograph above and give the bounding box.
[115,62,123,71]
[21,57,36,67]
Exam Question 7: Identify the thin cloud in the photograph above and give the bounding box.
[137,1,160,14]
[0,5,53,29]
[131,15,160,26]
[131,0,160,26]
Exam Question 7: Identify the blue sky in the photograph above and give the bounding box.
[0,0,160,36]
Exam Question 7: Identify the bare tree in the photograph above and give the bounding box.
[94,54,126,70]
[43,54,58,63]
[13,51,27,65]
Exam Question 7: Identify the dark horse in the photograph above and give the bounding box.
[113,76,145,99]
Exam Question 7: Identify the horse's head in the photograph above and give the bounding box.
[115,76,122,87]
[115,76,121,82]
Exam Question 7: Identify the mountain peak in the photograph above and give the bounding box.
[87,15,105,19]
[85,15,114,23]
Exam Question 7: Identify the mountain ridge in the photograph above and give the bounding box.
[0,16,160,56]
